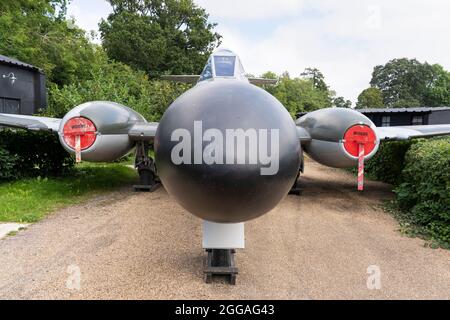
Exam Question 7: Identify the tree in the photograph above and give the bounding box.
[261,71,278,80]
[100,0,221,77]
[46,50,191,121]
[370,58,450,108]
[423,64,450,107]
[333,96,352,108]
[264,71,333,117]
[0,0,97,86]
[300,68,328,92]
[356,87,384,109]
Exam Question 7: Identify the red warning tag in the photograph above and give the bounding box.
[357,143,365,191]
[75,135,81,163]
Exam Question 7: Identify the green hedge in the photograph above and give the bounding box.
[365,140,415,185]
[0,147,18,181]
[394,138,450,245]
[0,130,74,182]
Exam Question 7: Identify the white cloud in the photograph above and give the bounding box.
[67,0,112,42]
[196,0,304,20]
[205,0,450,104]
[67,0,450,105]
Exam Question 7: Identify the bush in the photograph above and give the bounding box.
[0,147,18,181]
[46,52,192,121]
[0,130,74,180]
[394,138,450,245]
[365,140,415,185]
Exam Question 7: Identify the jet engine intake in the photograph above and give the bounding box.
[296,108,380,168]
[59,101,146,162]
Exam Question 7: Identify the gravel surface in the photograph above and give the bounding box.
[0,160,449,299]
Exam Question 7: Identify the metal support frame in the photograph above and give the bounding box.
[289,153,304,196]
[134,141,161,192]
[288,170,302,196]
[204,249,238,285]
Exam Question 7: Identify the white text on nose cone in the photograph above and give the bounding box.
[171,121,279,175]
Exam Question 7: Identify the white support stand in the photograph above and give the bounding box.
[202,221,245,285]
[202,221,245,249]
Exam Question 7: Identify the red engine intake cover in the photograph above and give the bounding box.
[63,117,97,150]
[343,124,377,157]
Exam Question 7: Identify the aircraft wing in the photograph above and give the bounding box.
[128,122,159,141]
[161,75,199,83]
[0,113,61,132]
[0,113,159,140]
[376,124,450,141]
[247,78,278,85]
[161,75,278,86]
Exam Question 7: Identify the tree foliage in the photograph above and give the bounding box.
[263,70,333,117]
[99,0,221,77]
[46,50,191,121]
[356,87,384,109]
[0,0,98,86]
[333,96,352,108]
[370,58,450,108]
[300,68,329,92]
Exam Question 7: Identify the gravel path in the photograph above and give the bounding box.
[0,160,449,299]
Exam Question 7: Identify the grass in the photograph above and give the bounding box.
[0,163,137,223]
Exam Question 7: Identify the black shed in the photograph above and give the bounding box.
[0,54,47,115]
[355,107,450,127]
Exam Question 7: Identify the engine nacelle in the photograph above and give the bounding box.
[58,101,146,162]
[296,108,380,168]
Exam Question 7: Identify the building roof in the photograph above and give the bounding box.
[0,54,41,72]
[356,107,450,113]
[295,106,450,119]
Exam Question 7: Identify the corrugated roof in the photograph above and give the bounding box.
[0,54,41,71]
[295,106,450,119]
[356,107,450,113]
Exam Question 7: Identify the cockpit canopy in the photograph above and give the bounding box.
[199,48,247,83]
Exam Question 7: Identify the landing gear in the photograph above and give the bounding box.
[289,171,302,196]
[133,141,161,192]
[289,153,304,196]
[202,221,244,285]
[204,249,238,285]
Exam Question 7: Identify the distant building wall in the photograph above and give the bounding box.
[0,57,47,115]
[428,109,450,125]
[362,112,430,127]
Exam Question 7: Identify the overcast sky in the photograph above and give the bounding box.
[67,0,450,105]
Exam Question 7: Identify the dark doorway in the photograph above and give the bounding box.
[0,97,20,114]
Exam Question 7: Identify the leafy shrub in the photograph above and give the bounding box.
[365,140,415,185]
[0,147,18,181]
[0,130,74,180]
[394,138,450,246]
[46,52,192,121]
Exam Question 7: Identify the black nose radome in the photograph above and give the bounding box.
[155,81,300,223]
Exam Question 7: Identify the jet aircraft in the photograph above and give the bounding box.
[1,48,449,283]
[1,48,449,223]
